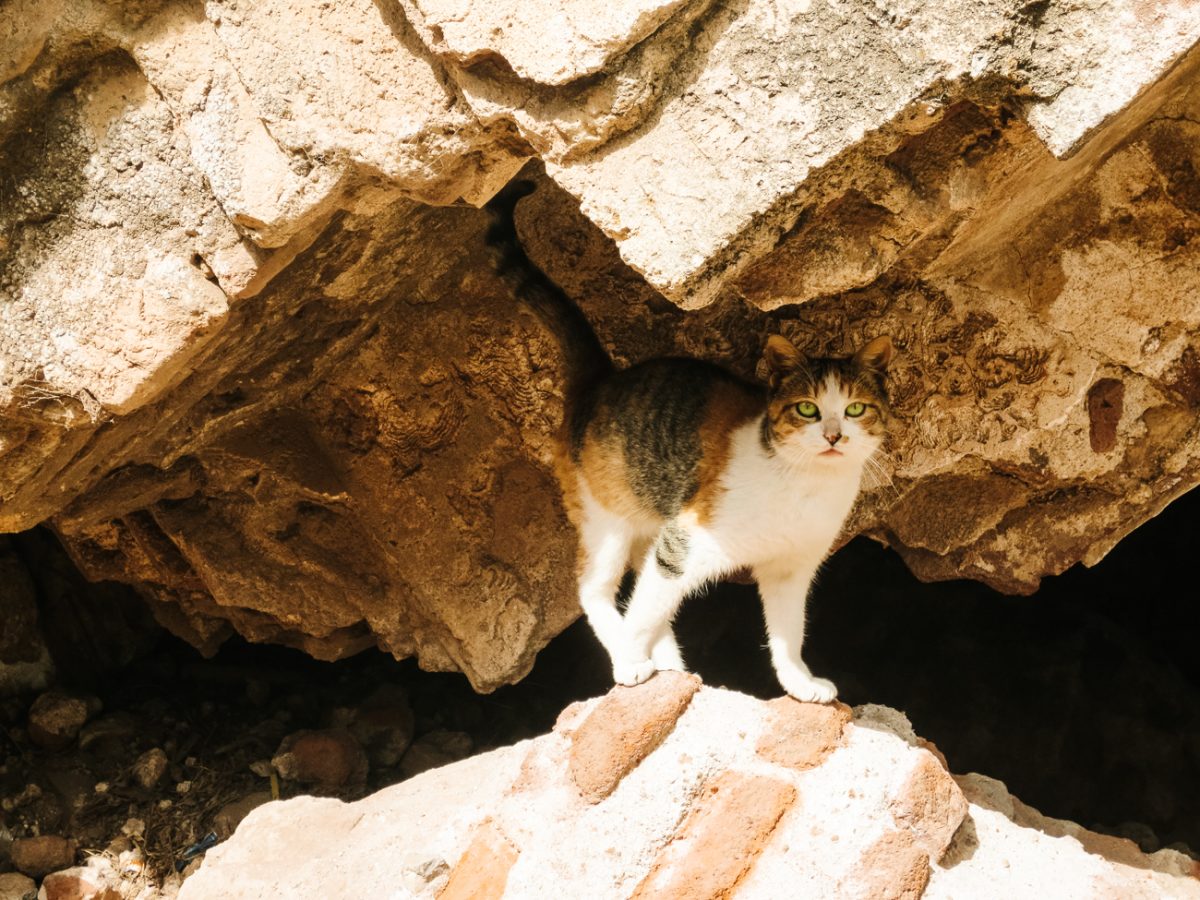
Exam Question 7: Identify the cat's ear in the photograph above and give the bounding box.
[763,335,805,387]
[854,336,895,373]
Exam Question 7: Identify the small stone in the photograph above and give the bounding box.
[158,799,173,811]
[120,818,145,839]
[93,782,109,794]
[0,871,36,900]
[272,729,368,789]
[10,835,75,878]
[132,747,169,790]
[400,853,449,894]
[213,792,273,839]
[38,866,120,900]
[27,693,94,752]
[175,781,192,795]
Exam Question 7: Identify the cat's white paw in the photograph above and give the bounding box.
[612,657,656,686]
[778,670,838,704]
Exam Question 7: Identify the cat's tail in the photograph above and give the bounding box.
[485,179,614,400]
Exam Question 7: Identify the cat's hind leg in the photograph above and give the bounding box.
[755,561,837,703]
[626,538,688,673]
[615,522,724,685]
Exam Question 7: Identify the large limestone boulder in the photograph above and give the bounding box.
[179,679,1200,898]
[4,0,1200,687]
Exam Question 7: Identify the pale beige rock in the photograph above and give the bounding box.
[546,0,1018,306]
[1021,0,1200,157]
[5,0,1200,684]
[928,773,1200,900]
[179,688,1200,900]
[401,0,702,85]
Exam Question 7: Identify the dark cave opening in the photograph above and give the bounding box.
[2,488,1198,881]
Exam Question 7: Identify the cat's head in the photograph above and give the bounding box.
[761,334,894,468]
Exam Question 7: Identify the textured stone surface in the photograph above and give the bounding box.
[10,836,75,879]
[631,771,796,899]
[26,693,92,752]
[568,671,699,802]
[271,729,369,789]
[179,686,1200,899]
[755,696,852,770]
[438,820,519,900]
[4,0,1200,687]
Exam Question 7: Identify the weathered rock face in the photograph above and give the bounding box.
[178,681,1200,899]
[4,0,1200,688]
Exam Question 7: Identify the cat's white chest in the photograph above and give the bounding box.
[708,425,863,567]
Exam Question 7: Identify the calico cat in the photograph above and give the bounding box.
[486,180,894,703]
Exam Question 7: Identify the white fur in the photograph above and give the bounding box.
[577,379,881,704]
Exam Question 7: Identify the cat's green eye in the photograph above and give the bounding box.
[794,401,819,418]
[845,402,867,417]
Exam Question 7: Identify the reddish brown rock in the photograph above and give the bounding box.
[38,868,120,900]
[567,672,700,803]
[438,820,518,900]
[848,830,931,900]
[632,771,797,900]
[271,729,368,790]
[888,749,970,859]
[916,738,950,771]
[10,835,75,878]
[27,693,93,752]
[755,698,851,770]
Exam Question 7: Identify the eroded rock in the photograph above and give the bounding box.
[3,0,1200,689]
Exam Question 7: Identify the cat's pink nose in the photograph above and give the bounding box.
[825,432,841,446]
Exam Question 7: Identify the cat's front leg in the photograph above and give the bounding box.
[756,562,838,703]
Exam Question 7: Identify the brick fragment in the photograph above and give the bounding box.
[755,697,851,770]
[632,771,796,900]
[848,830,930,900]
[889,749,969,859]
[438,820,518,900]
[568,672,700,803]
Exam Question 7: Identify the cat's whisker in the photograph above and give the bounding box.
[862,454,898,494]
